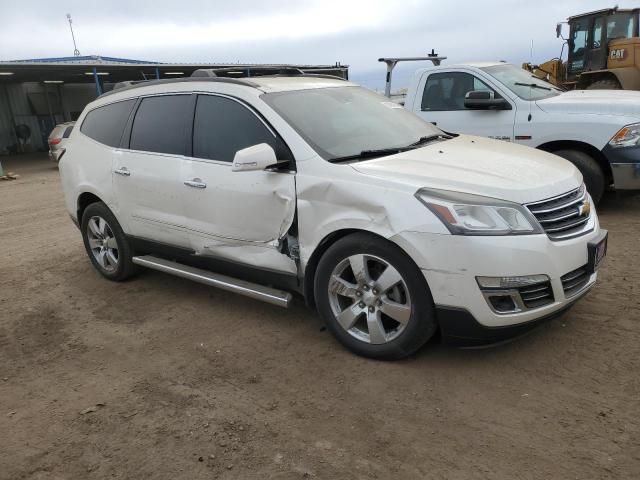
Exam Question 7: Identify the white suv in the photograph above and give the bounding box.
[58,72,607,359]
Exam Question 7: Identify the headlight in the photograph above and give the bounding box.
[415,188,543,236]
[609,123,640,148]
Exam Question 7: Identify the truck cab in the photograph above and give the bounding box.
[403,61,640,202]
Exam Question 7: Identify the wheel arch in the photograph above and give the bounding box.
[303,228,417,309]
[77,192,104,223]
[536,140,613,184]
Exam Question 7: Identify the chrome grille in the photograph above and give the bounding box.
[518,281,554,309]
[526,185,592,240]
[561,265,590,297]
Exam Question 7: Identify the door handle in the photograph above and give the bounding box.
[114,167,130,176]
[184,178,207,189]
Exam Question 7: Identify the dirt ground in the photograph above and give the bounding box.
[1,153,639,480]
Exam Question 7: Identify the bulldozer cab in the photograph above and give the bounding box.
[566,8,639,82]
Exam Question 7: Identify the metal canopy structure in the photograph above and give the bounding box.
[0,55,349,96]
[0,55,349,153]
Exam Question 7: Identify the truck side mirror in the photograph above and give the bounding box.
[231,143,278,172]
[464,91,512,110]
[556,23,562,38]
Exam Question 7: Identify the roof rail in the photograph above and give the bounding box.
[191,66,306,78]
[100,76,259,98]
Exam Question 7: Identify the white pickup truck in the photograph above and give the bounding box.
[400,61,640,203]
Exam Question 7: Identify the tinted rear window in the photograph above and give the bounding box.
[80,100,135,147]
[63,125,74,138]
[130,95,191,155]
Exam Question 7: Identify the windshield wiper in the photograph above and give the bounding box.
[514,82,552,91]
[328,135,450,163]
[328,147,407,163]
[407,134,449,147]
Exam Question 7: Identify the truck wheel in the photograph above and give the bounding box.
[586,79,622,90]
[314,232,437,360]
[81,202,137,281]
[553,149,606,204]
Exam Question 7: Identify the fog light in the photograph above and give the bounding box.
[476,274,549,289]
[487,294,517,313]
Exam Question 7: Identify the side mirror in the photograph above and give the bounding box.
[464,90,511,110]
[556,23,562,38]
[231,143,277,172]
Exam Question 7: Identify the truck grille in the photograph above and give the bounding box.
[561,265,590,297]
[525,185,592,240]
[518,281,554,309]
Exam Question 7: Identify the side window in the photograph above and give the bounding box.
[569,19,589,72]
[592,17,604,48]
[80,99,135,147]
[62,125,74,138]
[193,95,280,162]
[421,72,497,111]
[130,95,191,155]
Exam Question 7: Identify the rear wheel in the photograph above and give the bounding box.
[314,233,437,360]
[81,202,137,281]
[553,149,606,204]
[586,78,622,90]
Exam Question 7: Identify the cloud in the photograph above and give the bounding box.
[1,0,639,88]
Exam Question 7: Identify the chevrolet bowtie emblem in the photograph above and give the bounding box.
[579,200,591,217]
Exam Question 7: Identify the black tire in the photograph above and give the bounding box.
[314,232,437,360]
[586,79,622,90]
[553,149,606,204]
[81,202,137,281]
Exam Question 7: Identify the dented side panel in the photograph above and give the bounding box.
[180,157,297,272]
[294,160,449,271]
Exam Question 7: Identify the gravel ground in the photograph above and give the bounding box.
[1,153,639,479]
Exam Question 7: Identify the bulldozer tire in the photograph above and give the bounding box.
[586,79,622,90]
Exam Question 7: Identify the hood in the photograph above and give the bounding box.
[350,135,582,205]
[536,89,640,118]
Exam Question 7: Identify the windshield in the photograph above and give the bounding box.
[262,86,444,161]
[480,64,563,101]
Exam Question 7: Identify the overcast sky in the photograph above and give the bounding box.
[1,0,637,89]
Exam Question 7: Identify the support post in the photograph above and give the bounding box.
[93,67,102,97]
[155,67,160,80]
[43,82,56,128]
[58,84,71,122]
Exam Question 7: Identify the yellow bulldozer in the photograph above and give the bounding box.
[524,6,640,90]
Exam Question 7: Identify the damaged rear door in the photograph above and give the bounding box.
[181,93,297,273]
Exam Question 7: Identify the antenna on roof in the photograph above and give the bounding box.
[66,14,80,57]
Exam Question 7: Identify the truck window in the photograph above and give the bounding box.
[421,72,495,111]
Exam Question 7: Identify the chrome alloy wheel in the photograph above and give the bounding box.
[86,216,119,273]
[328,254,412,345]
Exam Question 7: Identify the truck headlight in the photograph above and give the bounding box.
[415,188,543,236]
[609,123,640,148]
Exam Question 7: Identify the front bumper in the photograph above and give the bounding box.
[603,144,640,190]
[391,216,603,337]
[435,300,584,347]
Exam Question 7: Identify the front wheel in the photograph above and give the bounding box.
[314,233,437,360]
[553,149,606,204]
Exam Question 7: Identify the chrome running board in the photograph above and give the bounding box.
[132,255,293,308]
